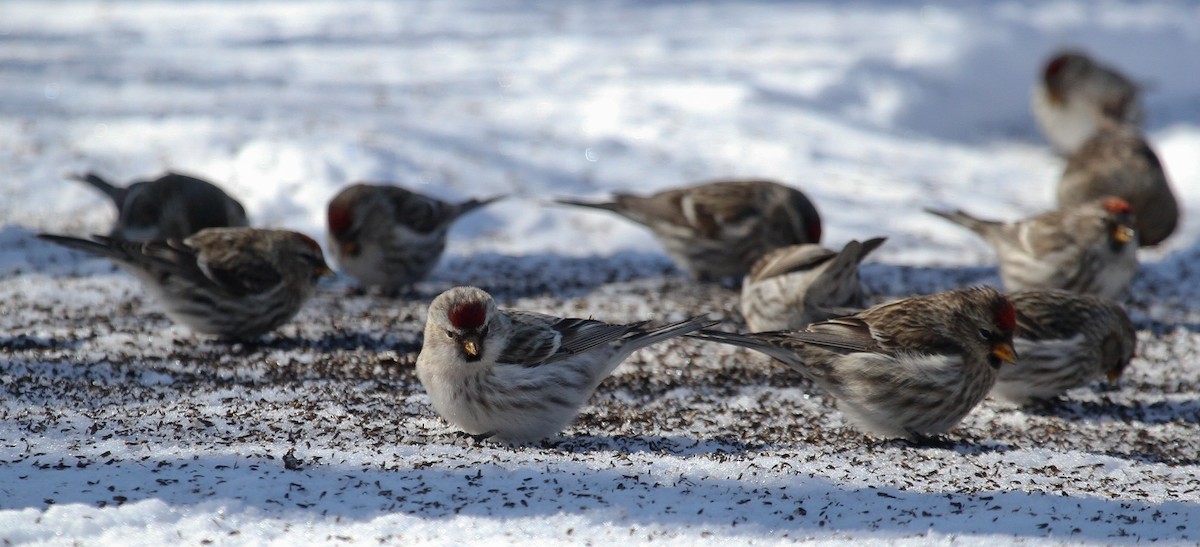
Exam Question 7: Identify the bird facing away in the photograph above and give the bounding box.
[555,179,822,283]
[69,171,249,241]
[992,289,1136,404]
[740,237,887,331]
[38,228,331,339]
[926,197,1138,299]
[416,286,715,442]
[1031,49,1142,155]
[1058,123,1178,246]
[327,183,505,292]
[690,286,1018,440]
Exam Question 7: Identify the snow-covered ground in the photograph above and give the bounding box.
[3,1,1200,544]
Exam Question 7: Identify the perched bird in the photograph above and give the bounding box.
[556,179,822,282]
[69,171,249,241]
[926,197,1138,299]
[326,183,505,292]
[992,289,1136,405]
[416,286,714,442]
[38,228,331,338]
[1031,50,1142,155]
[689,286,1018,440]
[740,237,886,331]
[1058,123,1178,246]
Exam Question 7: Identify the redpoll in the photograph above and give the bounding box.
[327,183,504,291]
[556,179,822,282]
[1031,50,1142,155]
[38,228,332,338]
[1058,123,1178,246]
[416,286,714,442]
[926,197,1137,299]
[690,286,1017,440]
[740,237,886,331]
[69,171,249,241]
[992,289,1136,404]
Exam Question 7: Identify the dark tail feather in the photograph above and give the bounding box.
[553,197,622,213]
[458,194,508,217]
[858,236,887,260]
[686,329,805,368]
[627,316,720,348]
[68,172,127,207]
[37,233,122,260]
[923,207,995,235]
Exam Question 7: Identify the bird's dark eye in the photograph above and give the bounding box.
[479,325,489,337]
[978,328,993,340]
[445,330,456,340]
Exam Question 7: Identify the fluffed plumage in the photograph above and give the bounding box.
[416,286,715,442]
[926,197,1138,299]
[690,286,1018,440]
[38,228,331,338]
[69,171,249,241]
[992,289,1137,404]
[556,179,822,282]
[327,183,505,291]
[740,237,886,331]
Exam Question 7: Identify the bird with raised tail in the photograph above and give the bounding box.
[740,237,886,331]
[69,171,249,241]
[38,228,331,338]
[415,286,715,442]
[926,197,1138,299]
[690,286,1018,441]
[556,179,822,283]
[326,183,505,293]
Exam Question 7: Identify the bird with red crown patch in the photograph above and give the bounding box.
[926,197,1138,299]
[415,286,715,442]
[689,286,1017,441]
[326,183,505,293]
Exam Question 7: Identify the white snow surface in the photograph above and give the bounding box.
[3,1,1200,544]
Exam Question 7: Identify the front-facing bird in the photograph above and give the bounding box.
[326,183,505,292]
[556,179,822,283]
[1031,50,1142,155]
[38,228,332,339]
[416,286,714,442]
[689,286,1017,441]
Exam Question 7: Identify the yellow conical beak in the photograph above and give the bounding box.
[991,341,1017,365]
[1112,225,1135,244]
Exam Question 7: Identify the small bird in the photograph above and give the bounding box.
[992,289,1136,405]
[415,286,714,442]
[740,237,886,331]
[1031,50,1142,155]
[556,179,822,282]
[926,197,1138,299]
[689,286,1018,440]
[1058,123,1178,246]
[326,183,505,292]
[38,228,332,338]
[69,171,249,241]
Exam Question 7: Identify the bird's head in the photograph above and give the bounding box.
[428,286,499,364]
[1101,197,1136,250]
[327,184,372,257]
